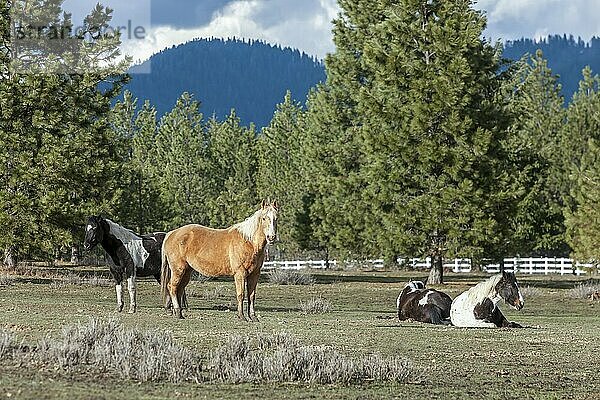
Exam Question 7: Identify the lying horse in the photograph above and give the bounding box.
[450,271,524,328]
[161,199,278,320]
[396,280,452,324]
[84,216,180,313]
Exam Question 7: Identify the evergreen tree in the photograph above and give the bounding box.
[565,138,600,265]
[314,0,515,282]
[0,0,128,265]
[502,51,568,255]
[206,110,258,227]
[563,67,600,264]
[257,91,308,256]
[112,92,166,233]
[154,92,211,228]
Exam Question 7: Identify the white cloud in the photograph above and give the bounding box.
[122,0,338,62]
[64,0,600,63]
[475,0,600,42]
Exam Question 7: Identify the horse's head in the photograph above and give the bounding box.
[495,271,524,310]
[84,216,105,250]
[405,280,425,292]
[260,199,278,244]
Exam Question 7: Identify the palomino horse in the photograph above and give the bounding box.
[83,216,185,313]
[161,200,278,320]
[450,271,524,328]
[396,280,453,324]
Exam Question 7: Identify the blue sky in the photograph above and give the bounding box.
[62,0,600,62]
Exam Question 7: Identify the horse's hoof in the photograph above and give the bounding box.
[128,308,136,314]
[116,305,124,313]
[238,315,249,322]
[250,315,259,322]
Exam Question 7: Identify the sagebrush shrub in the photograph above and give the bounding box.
[35,318,203,383]
[267,269,315,285]
[299,296,332,314]
[206,332,411,384]
[569,282,600,299]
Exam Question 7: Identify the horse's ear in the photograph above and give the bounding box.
[272,200,279,210]
[261,199,267,209]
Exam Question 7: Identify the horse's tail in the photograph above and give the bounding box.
[161,231,172,307]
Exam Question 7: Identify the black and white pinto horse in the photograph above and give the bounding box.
[450,271,524,328]
[396,280,453,324]
[84,216,168,313]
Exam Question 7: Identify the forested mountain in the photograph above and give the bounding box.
[503,35,600,99]
[124,36,598,129]
[124,38,325,127]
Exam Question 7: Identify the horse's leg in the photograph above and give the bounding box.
[234,272,248,321]
[488,306,521,328]
[127,276,137,314]
[177,268,192,313]
[168,262,187,319]
[246,270,260,322]
[115,281,124,312]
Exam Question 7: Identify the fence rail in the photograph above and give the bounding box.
[262,257,597,276]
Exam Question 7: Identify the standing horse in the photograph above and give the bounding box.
[396,280,453,324]
[450,271,524,328]
[84,216,177,313]
[161,200,278,320]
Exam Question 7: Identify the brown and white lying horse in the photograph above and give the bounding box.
[161,200,278,320]
[396,280,453,324]
[450,271,524,328]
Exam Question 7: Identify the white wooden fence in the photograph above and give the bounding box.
[262,257,597,276]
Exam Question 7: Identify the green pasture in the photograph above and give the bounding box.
[0,268,598,400]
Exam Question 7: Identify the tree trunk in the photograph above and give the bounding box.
[3,246,17,269]
[383,252,399,269]
[71,244,80,264]
[428,253,444,284]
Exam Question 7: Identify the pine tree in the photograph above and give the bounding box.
[206,110,258,227]
[565,139,600,265]
[0,0,128,265]
[112,92,166,233]
[502,51,568,256]
[155,92,211,228]
[563,67,600,264]
[257,91,308,256]
[314,0,515,282]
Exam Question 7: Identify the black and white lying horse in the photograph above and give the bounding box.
[84,216,169,313]
[396,280,453,324]
[450,271,524,328]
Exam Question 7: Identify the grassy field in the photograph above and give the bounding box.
[0,267,599,400]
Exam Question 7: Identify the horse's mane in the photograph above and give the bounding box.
[229,210,262,242]
[470,274,503,299]
[105,218,141,243]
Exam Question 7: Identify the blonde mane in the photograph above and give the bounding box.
[470,273,503,299]
[230,210,262,242]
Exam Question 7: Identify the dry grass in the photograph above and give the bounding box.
[206,332,412,384]
[0,330,18,359]
[520,285,542,298]
[299,296,332,314]
[35,318,203,383]
[568,282,600,299]
[267,269,315,285]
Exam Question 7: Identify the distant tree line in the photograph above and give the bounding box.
[1,0,599,284]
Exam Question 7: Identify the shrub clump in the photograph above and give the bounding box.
[568,282,600,299]
[519,286,542,298]
[299,296,332,314]
[268,269,315,285]
[206,332,411,384]
[35,318,202,383]
[0,329,19,359]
